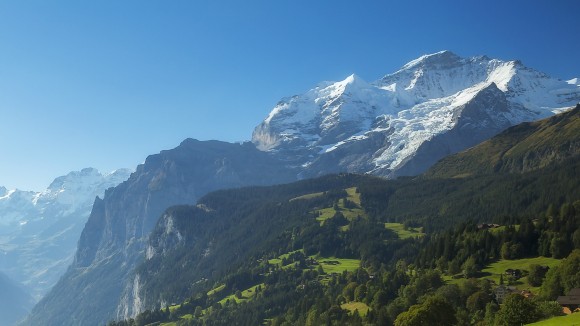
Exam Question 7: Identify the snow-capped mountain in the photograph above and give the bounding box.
[0,168,132,303]
[253,50,580,177]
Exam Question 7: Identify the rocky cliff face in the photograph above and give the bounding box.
[23,139,297,326]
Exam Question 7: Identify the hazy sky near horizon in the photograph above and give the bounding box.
[1,0,579,191]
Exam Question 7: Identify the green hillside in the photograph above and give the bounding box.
[426,104,580,178]
[527,312,580,326]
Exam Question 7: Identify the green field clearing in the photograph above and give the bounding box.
[315,187,366,225]
[442,256,561,292]
[341,301,370,316]
[345,187,361,205]
[207,284,225,296]
[384,223,425,239]
[160,313,194,326]
[488,225,520,234]
[442,274,465,285]
[339,199,365,220]
[168,303,181,313]
[526,312,580,325]
[316,207,337,223]
[270,249,360,276]
[218,283,264,305]
[318,257,360,274]
[481,257,561,292]
[268,249,303,266]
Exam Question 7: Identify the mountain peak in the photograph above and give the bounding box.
[332,73,370,94]
[343,73,364,84]
[47,168,104,191]
[400,50,461,70]
[105,168,133,178]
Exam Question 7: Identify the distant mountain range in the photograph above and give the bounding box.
[0,168,131,324]
[20,51,580,326]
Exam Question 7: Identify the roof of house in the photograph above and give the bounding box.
[495,285,517,293]
[557,295,580,305]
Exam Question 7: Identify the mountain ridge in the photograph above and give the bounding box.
[425,104,580,178]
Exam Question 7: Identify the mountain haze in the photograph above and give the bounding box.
[0,168,130,326]
[0,271,34,326]
[0,168,131,301]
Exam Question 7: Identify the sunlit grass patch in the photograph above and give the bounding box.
[341,301,370,316]
[268,249,304,266]
[384,223,425,239]
[480,257,561,293]
[218,283,264,305]
[207,284,225,296]
[316,207,337,224]
[526,312,580,325]
[317,257,360,274]
[345,187,361,205]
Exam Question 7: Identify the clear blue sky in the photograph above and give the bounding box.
[1,0,579,191]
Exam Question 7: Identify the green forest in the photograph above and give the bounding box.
[107,169,580,326]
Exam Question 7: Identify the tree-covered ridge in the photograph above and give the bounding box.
[133,174,385,310]
[110,161,579,325]
[133,157,580,311]
[111,195,580,326]
[425,104,580,178]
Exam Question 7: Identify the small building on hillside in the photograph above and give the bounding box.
[557,288,580,314]
[495,285,517,303]
[477,223,501,230]
[505,268,522,279]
